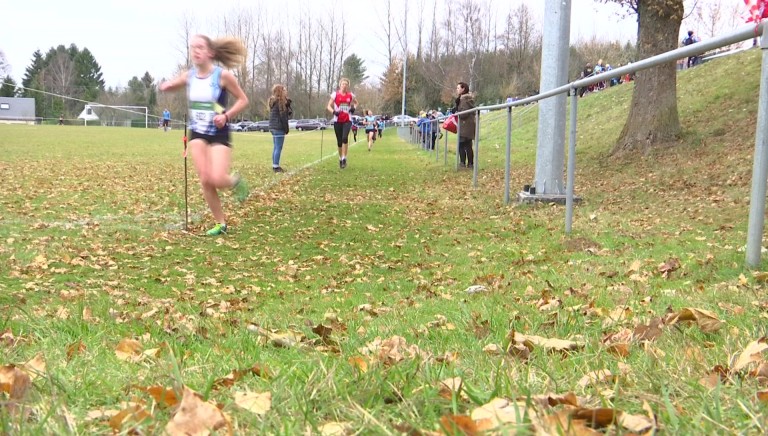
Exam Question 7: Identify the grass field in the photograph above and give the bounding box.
[1,49,768,435]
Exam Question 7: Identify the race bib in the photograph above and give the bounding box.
[190,101,224,124]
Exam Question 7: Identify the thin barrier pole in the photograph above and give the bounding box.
[182,115,189,231]
[444,127,449,166]
[473,111,480,188]
[435,120,440,162]
[456,117,461,171]
[565,89,579,233]
[504,106,512,205]
[746,25,768,267]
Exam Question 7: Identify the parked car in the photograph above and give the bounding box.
[288,119,298,129]
[391,114,417,125]
[246,120,270,132]
[231,121,252,132]
[295,119,326,131]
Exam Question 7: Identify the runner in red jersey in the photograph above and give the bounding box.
[326,78,358,169]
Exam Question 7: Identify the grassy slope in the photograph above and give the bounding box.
[0,49,767,434]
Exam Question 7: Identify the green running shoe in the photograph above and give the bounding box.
[232,173,249,202]
[205,223,227,236]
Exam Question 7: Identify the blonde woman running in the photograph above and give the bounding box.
[160,34,250,236]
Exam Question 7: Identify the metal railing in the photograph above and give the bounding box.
[400,21,768,267]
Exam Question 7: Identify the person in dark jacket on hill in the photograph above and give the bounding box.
[452,81,476,169]
[268,84,292,173]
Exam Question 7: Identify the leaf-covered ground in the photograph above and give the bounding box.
[2,49,768,435]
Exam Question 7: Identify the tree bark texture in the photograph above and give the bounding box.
[612,0,684,155]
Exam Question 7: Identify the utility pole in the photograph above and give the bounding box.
[530,0,572,198]
[401,0,408,118]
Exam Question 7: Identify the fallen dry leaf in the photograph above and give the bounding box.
[165,386,231,436]
[84,408,121,422]
[359,336,429,366]
[438,377,468,400]
[534,408,603,435]
[311,323,338,346]
[658,258,681,278]
[666,307,723,333]
[440,414,479,435]
[509,331,584,353]
[234,391,271,415]
[115,338,143,362]
[212,364,271,390]
[135,385,179,408]
[570,407,617,428]
[22,353,46,380]
[319,421,352,436]
[66,341,86,361]
[507,343,531,361]
[732,337,768,372]
[578,364,631,389]
[108,405,151,433]
[633,318,664,342]
[618,410,656,433]
[470,398,532,432]
[0,365,31,400]
[609,342,632,358]
[702,365,730,389]
[601,306,633,328]
[528,392,581,408]
[757,390,768,403]
[348,356,369,373]
[1,329,19,348]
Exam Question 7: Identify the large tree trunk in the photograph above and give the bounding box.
[612,0,684,155]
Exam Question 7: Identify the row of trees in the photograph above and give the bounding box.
[3,45,106,119]
[3,1,633,122]
[2,0,743,154]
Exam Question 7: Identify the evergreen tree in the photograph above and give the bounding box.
[140,72,157,110]
[126,76,147,107]
[0,75,17,97]
[74,48,105,102]
[341,54,368,88]
[22,50,45,96]
[22,51,46,115]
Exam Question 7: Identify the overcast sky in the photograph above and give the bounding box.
[0,0,726,90]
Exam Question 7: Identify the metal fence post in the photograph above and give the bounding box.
[456,116,461,171]
[473,111,480,188]
[444,126,449,167]
[434,120,439,162]
[747,25,768,267]
[504,106,512,205]
[565,88,579,233]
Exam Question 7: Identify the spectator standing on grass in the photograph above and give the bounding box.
[326,77,358,169]
[268,84,292,173]
[428,111,438,150]
[683,30,701,68]
[351,120,358,142]
[595,59,606,90]
[579,63,594,97]
[162,108,171,131]
[159,34,250,236]
[58,114,64,125]
[452,82,476,169]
